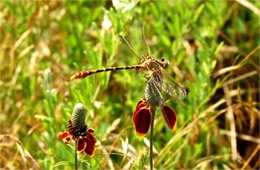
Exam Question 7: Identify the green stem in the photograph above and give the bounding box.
[150,107,156,170]
[75,138,78,170]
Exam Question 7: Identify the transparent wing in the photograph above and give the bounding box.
[151,67,187,100]
[161,68,187,99]
[118,22,151,67]
[127,22,150,57]
[118,24,146,64]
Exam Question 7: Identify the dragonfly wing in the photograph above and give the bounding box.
[118,23,148,63]
[158,68,187,99]
[128,22,150,57]
[162,78,187,99]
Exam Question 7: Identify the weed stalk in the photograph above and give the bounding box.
[150,107,156,170]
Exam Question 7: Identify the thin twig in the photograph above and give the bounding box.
[241,145,260,170]
[221,129,260,144]
[224,85,238,161]
[236,0,260,16]
[222,70,258,87]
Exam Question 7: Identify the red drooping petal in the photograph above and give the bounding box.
[132,106,152,136]
[77,138,87,153]
[133,99,148,122]
[58,131,73,144]
[64,137,72,144]
[160,104,177,132]
[87,128,97,143]
[85,134,97,157]
[87,128,94,134]
[72,136,76,141]
[58,131,69,139]
[135,98,145,108]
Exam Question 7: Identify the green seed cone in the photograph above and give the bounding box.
[71,103,86,129]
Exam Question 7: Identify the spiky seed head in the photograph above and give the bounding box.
[133,149,149,170]
[71,103,86,129]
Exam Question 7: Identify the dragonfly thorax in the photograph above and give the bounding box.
[142,56,169,72]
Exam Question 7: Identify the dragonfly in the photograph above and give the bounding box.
[70,25,187,100]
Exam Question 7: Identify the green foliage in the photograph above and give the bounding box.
[133,149,149,170]
[1,0,259,169]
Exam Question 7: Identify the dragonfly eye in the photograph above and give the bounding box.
[161,57,165,62]
[160,57,168,68]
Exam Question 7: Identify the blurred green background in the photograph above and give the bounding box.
[0,0,259,169]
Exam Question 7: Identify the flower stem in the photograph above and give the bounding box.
[75,138,78,170]
[150,107,156,170]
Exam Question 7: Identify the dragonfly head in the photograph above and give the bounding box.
[159,57,169,68]
[146,56,169,70]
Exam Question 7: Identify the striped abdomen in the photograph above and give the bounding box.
[70,65,142,80]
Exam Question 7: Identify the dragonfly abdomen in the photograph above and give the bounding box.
[70,65,142,80]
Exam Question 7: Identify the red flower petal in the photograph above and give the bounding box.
[77,138,87,153]
[87,129,94,134]
[72,136,76,141]
[133,99,148,122]
[64,137,72,144]
[93,137,97,143]
[160,104,177,132]
[85,135,97,157]
[132,106,152,136]
[135,98,145,108]
[58,131,69,139]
